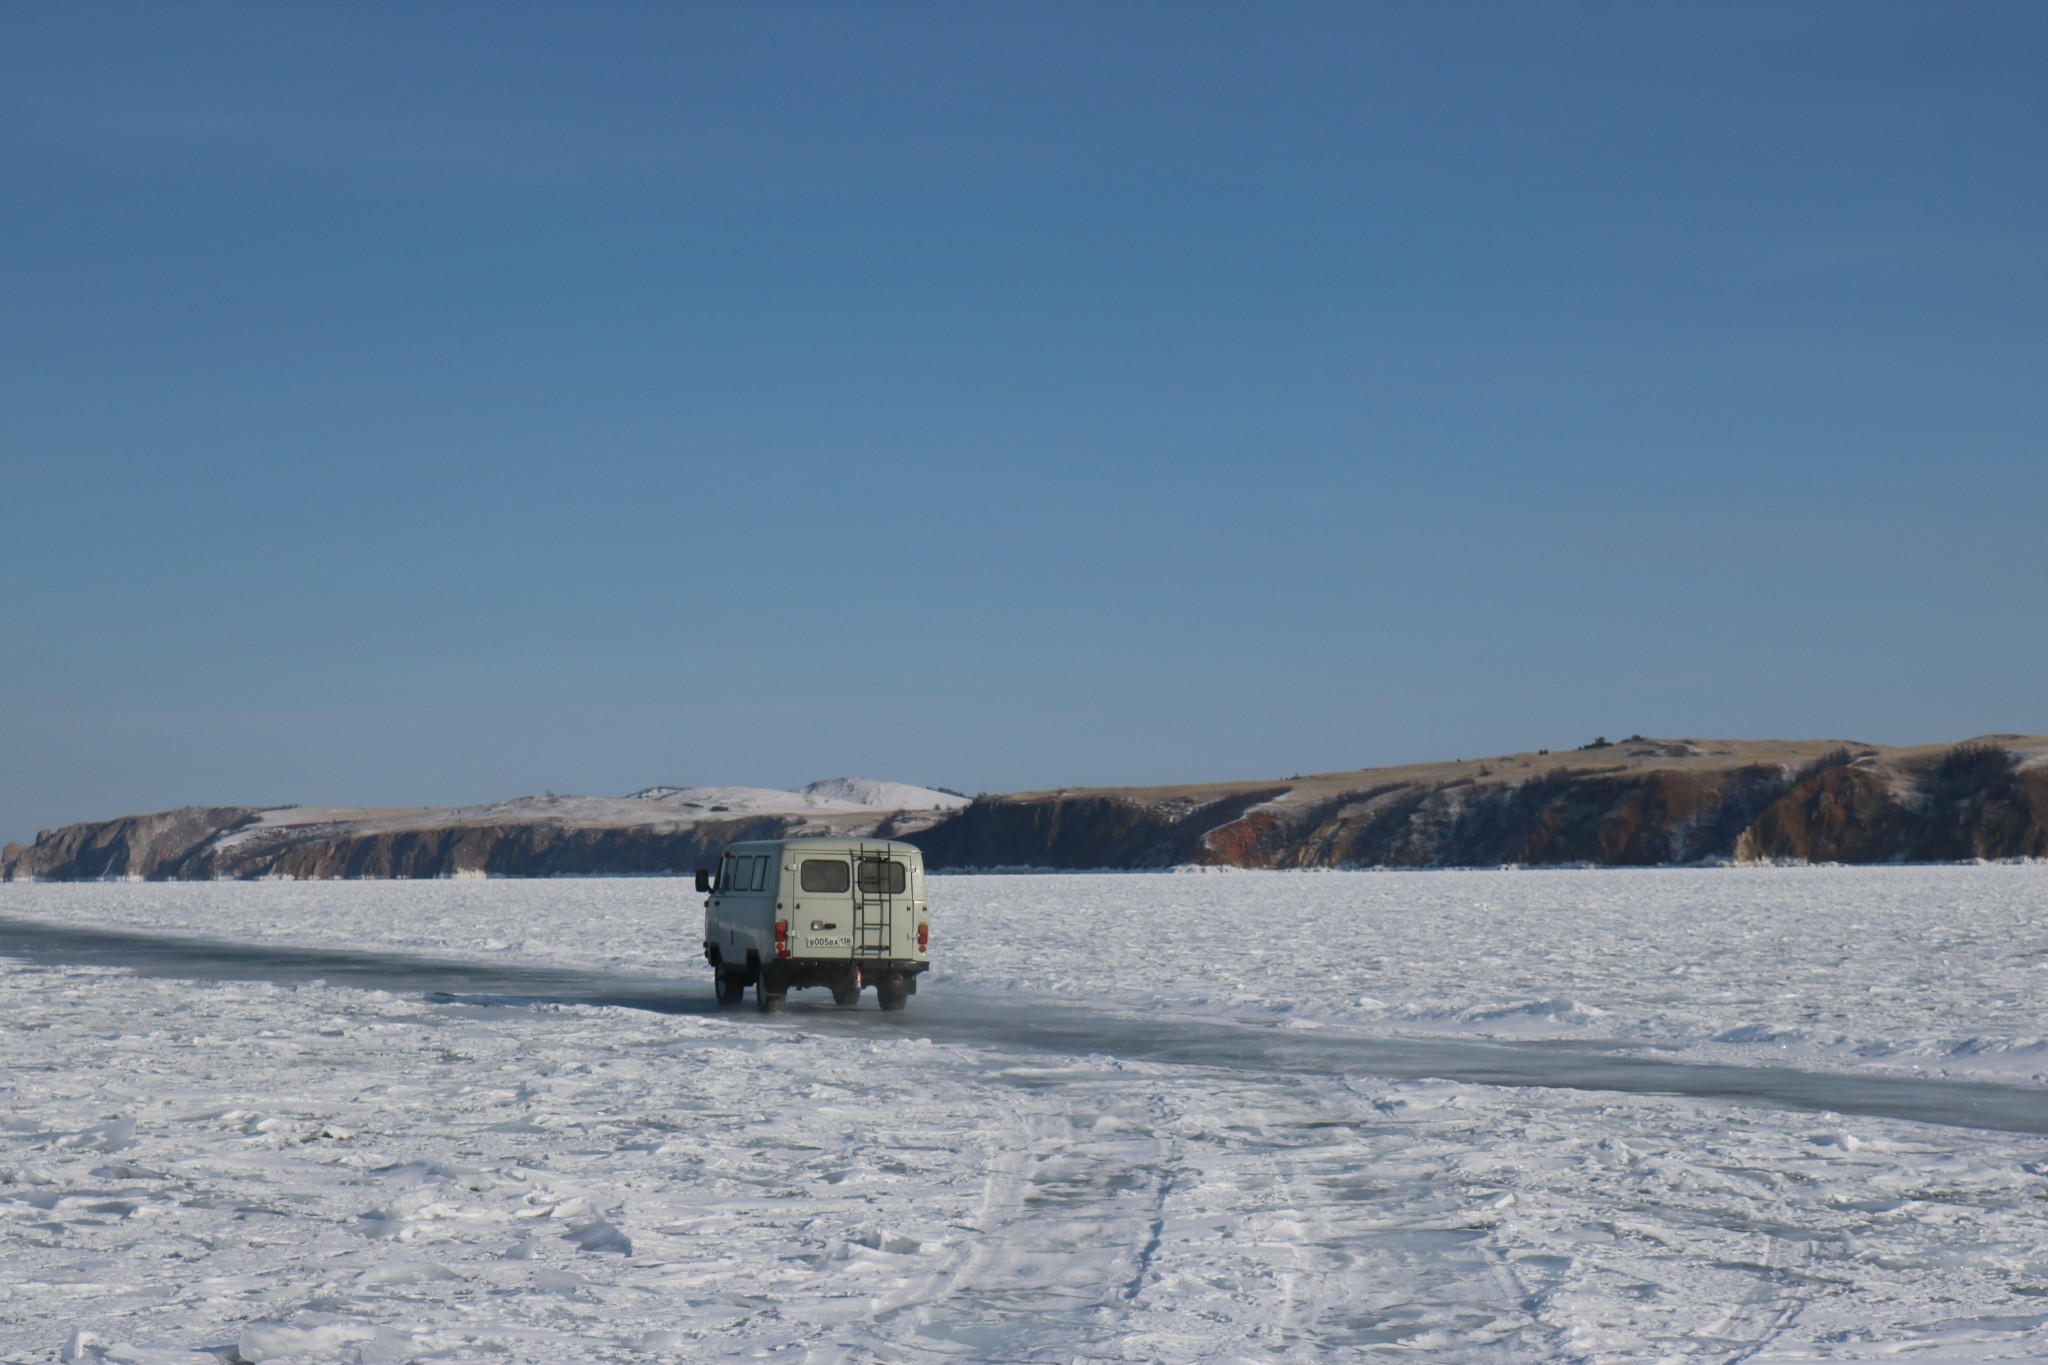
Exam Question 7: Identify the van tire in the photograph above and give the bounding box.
[876,986,908,1012]
[755,978,787,1014]
[831,984,860,1006]
[714,974,747,1008]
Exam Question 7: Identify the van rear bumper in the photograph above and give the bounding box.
[708,952,927,992]
[769,959,925,995]
[778,957,926,978]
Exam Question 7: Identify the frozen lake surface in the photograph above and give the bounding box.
[3,866,2046,1362]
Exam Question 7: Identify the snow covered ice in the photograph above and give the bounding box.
[3,865,2047,1361]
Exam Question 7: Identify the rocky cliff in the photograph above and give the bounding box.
[2,785,959,882]
[906,736,2048,871]
[7,739,2045,881]
[1,807,261,881]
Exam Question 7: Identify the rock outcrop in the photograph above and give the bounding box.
[2,807,259,881]
[906,736,2048,872]
[2,787,956,882]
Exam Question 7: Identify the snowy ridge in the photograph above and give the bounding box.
[797,777,970,810]
[226,779,964,836]
[29,781,977,881]
[625,778,968,817]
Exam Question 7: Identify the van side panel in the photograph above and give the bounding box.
[704,844,780,967]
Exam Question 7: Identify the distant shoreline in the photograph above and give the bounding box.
[8,736,2046,882]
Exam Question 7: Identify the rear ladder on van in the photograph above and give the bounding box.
[851,846,895,958]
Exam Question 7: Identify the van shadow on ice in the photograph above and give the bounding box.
[0,914,716,1015]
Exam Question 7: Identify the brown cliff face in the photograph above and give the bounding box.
[1,807,257,881]
[1179,765,1796,871]
[1734,745,2048,864]
[1740,765,1909,863]
[903,739,2048,872]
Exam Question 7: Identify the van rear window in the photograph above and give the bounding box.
[857,859,908,895]
[800,859,850,893]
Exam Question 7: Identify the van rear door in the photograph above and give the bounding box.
[791,852,854,958]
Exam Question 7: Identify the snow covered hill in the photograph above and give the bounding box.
[624,779,968,815]
[1,780,967,882]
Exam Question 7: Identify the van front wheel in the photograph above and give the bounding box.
[714,974,747,1008]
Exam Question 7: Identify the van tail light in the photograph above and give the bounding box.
[774,920,791,959]
[917,923,929,953]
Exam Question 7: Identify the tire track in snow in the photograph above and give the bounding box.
[3,912,2046,1139]
[828,1065,1186,1361]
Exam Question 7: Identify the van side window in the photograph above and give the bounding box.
[748,856,767,892]
[800,859,850,893]
[856,859,908,895]
[716,854,735,892]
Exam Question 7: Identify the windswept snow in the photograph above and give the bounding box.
[628,778,967,815]
[3,865,2047,1362]
[795,778,970,811]
[206,779,968,844]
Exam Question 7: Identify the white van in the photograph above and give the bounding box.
[696,837,931,1012]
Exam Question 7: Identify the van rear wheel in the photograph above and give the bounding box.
[876,985,908,1012]
[831,965,863,1007]
[755,978,787,1014]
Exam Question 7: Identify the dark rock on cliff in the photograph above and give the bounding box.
[1908,743,2048,861]
[907,788,1287,870]
[1737,743,2048,864]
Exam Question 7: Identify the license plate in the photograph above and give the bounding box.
[808,937,851,948]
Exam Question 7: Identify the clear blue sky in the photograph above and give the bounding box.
[4,2,2044,841]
